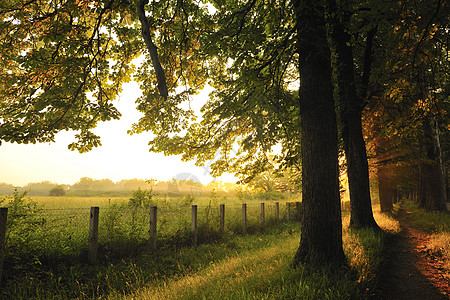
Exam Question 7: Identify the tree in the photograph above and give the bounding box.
[23,181,59,196]
[3,0,412,268]
[291,0,346,267]
[248,163,299,194]
[363,0,449,212]
[49,185,66,196]
[91,178,116,191]
[0,183,15,195]
[324,0,379,229]
[71,177,94,196]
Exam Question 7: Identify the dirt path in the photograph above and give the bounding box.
[374,207,450,300]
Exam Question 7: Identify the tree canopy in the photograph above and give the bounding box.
[0,0,138,151]
[1,0,449,268]
[1,0,302,182]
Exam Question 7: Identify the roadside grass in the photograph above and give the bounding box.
[0,195,299,299]
[398,201,450,271]
[114,209,400,300]
[401,201,450,232]
[0,194,400,299]
[120,233,355,300]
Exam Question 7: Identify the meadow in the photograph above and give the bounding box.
[0,191,403,299]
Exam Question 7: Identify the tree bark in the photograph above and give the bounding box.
[418,164,427,208]
[292,0,346,268]
[446,165,449,205]
[378,163,394,212]
[137,0,168,100]
[325,0,379,230]
[421,117,447,211]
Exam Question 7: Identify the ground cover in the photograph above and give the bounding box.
[116,208,400,300]
[0,194,401,299]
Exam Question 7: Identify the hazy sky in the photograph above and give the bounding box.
[0,82,235,186]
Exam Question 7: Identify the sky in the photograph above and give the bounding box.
[0,82,236,187]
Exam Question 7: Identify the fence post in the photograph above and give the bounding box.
[88,207,99,264]
[0,208,7,282]
[242,203,247,234]
[149,206,157,249]
[286,202,291,222]
[191,205,198,245]
[260,203,265,231]
[219,204,225,234]
[275,202,279,222]
[295,202,301,221]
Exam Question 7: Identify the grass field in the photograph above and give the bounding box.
[0,193,400,299]
[116,208,400,300]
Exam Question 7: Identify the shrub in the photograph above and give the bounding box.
[0,189,42,262]
[49,185,66,196]
[129,187,156,208]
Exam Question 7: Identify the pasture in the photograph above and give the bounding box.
[0,192,404,299]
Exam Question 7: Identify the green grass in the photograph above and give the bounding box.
[120,229,352,300]
[1,195,300,298]
[2,196,299,264]
[400,201,450,233]
[115,211,399,300]
[0,195,399,299]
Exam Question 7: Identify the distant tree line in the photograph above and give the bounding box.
[0,172,300,198]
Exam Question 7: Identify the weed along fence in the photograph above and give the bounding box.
[0,201,301,280]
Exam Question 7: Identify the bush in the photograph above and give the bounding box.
[129,187,156,208]
[0,189,42,263]
[49,185,66,196]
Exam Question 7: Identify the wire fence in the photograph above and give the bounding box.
[0,201,301,278]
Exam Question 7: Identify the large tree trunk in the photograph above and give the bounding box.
[446,166,449,205]
[421,117,447,211]
[325,1,379,230]
[378,164,394,212]
[418,163,427,208]
[346,115,380,228]
[292,0,346,268]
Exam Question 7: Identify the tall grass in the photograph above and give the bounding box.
[401,201,450,232]
[0,194,401,299]
[0,195,299,298]
[115,210,400,300]
[2,196,296,264]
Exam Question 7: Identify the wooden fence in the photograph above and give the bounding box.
[0,202,301,279]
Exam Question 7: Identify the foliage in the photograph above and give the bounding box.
[248,160,300,194]
[21,181,60,196]
[0,0,138,151]
[181,194,195,206]
[130,0,302,183]
[0,182,15,195]
[0,189,42,262]
[48,185,66,196]
[362,0,450,171]
[401,201,450,233]
[0,0,303,183]
[129,187,156,208]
